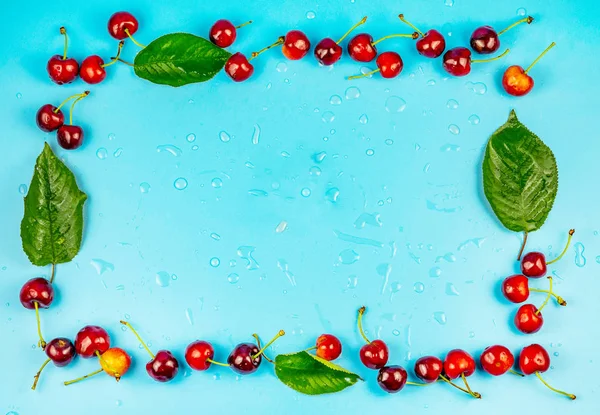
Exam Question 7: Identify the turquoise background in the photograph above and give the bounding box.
[1,0,599,413]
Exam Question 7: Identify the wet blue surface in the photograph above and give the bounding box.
[1,0,600,413]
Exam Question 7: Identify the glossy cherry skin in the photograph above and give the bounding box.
[521,252,547,277]
[225,52,254,82]
[359,339,389,369]
[57,125,84,150]
[185,341,214,371]
[79,56,106,84]
[416,30,446,58]
[75,326,111,358]
[316,334,342,361]
[146,350,179,382]
[46,338,77,367]
[480,345,514,376]
[515,304,544,334]
[314,38,342,66]
[502,274,530,303]
[376,52,403,78]
[502,65,534,97]
[470,26,499,54]
[519,344,550,375]
[100,347,132,380]
[209,19,237,48]
[443,47,472,77]
[228,343,261,374]
[414,356,443,383]
[444,349,476,379]
[36,105,65,132]
[282,30,311,60]
[19,278,54,309]
[348,33,376,62]
[108,11,138,40]
[47,55,79,85]
[377,365,408,393]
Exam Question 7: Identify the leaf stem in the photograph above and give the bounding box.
[525,42,556,74]
[517,231,528,261]
[102,41,125,68]
[535,372,576,400]
[34,301,46,350]
[357,306,371,344]
[398,14,424,38]
[120,320,155,359]
[546,229,575,265]
[31,358,51,390]
[125,28,146,48]
[64,368,104,386]
[498,16,534,36]
[49,263,56,284]
[337,16,368,44]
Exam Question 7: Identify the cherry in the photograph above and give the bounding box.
[502,274,566,305]
[377,365,408,393]
[314,17,367,66]
[47,27,79,85]
[347,31,416,62]
[443,349,480,399]
[357,307,389,369]
[20,277,54,349]
[79,41,124,85]
[225,37,285,82]
[398,14,446,58]
[120,320,179,382]
[315,334,342,361]
[414,356,443,383]
[209,19,252,48]
[471,16,533,54]
[503,42,557,97]
[36,105,64,132]
[282,30,311,60]
[519,344,576,399]
[228,330,285,374]
[185,340,217,371]
[348,51,403,80]
[75,325,111,358]
[56,91,89,150]
[32,337,76,390]
[443,47,509,77]
[108,11,138,40]
[514,303,544,334]
[480,345,515,376]
[64,347,132,385]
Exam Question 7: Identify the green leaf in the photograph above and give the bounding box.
[20,143,87,266]
[133,33,231,87]
[482,110,558,233]
[274,351,361,395]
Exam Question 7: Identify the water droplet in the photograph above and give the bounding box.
[433,311,447,325]
[301,188,312,197]
[465,81,487,95]
[211,178,223,188]
[281,151,291,158]
[139,182,151,193]
[385,96,406,113]
[468,114,481,125]
[365,149,375,156]
[228,273,240,284]
[277,259,297,286]
[219,131,231,142]
[427,79,436,86]
[312,151,327,163]
[213,373,221,380]
[16,93,22,99]
[276,62,288,72]
[96,147,108,160]
[414,282,425,293]
[108,133,116,141]
[186,133,196,143]
[429,267,442,278]
[516,7,527,16]
[423,163,431,173]
[444,0,454,7]
[90,259,114,275]
[210,257,220,267]
[306,10,316,19]
[359,114,369,124]
[237,246,259,270]
[18,184,27,195]
[322,111,335,123]
[440,143,461,152]
[385,139,394,145]
[210,233,221,241]
[113,148,123,158]
[345,86,361,100]
[156,144,182,157]
[325,187,340,202]
[248,189,268,197]
[245,161,255,169]
[174,177,188,190]
[574,242,586,267]
[339,249,360,265]
[390,282,401,293]
[156,271,171,287]
[276,221,288,233]
[252,124,261,145]
[329,95,342,105]
[192,145,199,151]
[446,282,460,296]
[377,263,392,294]
[448,124,460,135]
[446,99,459,109]
[309,166,322,177]
[347,275,358,289]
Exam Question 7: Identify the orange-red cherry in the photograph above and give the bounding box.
[315,334,342,361]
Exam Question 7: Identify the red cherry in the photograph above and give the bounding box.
[315,16,367,66]
[31,337,77,390]
[36,104,64,132]
[185,340,215,371]
[480,345,514,376]
[443,349,476,379]
[209,20,251,48]
[471,16,533,55]
[514,303,544,334]
[519,344,576,400]
[57,125,84,150]
[79,56,106,84]
[146,350,179,382]
[414,356,443,383]
[282,30,311,60]
[376,51,403,78]
[108,11,138,40]
[503,42,556,97]
[502,274,530,303]
[19,277,54,309]
[377,366,408,393]
[348,33,376,62]
[47,27,78,85]
[225,52,254,82]
[521,252,547,278]
[315,334,342,361]
[442,47,472,76]
[357,307,389,369]
[228,342,261,374]
[75,326,111,358]
[398,15,446,58]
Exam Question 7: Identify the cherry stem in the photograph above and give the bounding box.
[406,381,432,387]
[102,41,125,68]
[252,333,273,363]
[337,16,368,44]
[524,42,556,74]
[252,330,285,359]
[517,231,528,261]
[63,368,104,386]
[347,68,380,80]
[472,48,510,64]
[235,20,253,29]
[529,288,567,306]
[31,358,51,390]
[207,358,229,367]
[53,93,84,113]
[461,373,482,399]
[357,306,371,344]
[59,27,68,60]
[251,36,285,60]
[535,372,576,400]
[498,16,534,36]
[120,320,155,359]
[95,350,119,378]
[398,14,424,38]
[371,32,419,46]
[34,302,46,350]
[113,57,134,67]
[509,369,525,377]
[439,375,479,397]
[124,28,146,48]
[68,93,89,126]
[536,276,553,315]
[546,229,574,265]
[304,346,317,353]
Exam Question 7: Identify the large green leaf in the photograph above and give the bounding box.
[20,143,87,266]
[274,351,361,395]
[482,110,558,233]
[133,33,231,87]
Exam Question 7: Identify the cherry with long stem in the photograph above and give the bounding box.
[498,16,534,36]
[31,358,51,390]
[124,28,145,48]
[534,372,576,400]
[523,42,556,75]
[398,14,424,37]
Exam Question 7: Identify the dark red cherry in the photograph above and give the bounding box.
[359,339,389,369]
[514,303,544,334]
[470,26,499,54]
[75,326,111,358]
[108,11,138,40]
[146,350,179,382]
[228,343,261,374]
[79,55,106,84]
[414,356,443,383]
[210,19,236,47]
[47,54,79,85]
[57,125,84,150]
[225,52,254,82]
[502,274,530,303]
[36,105,64,132]
[377,365,408,393]
[185,340,214,371]
[315,334,342,361]
[416,29,446,58]
[19,278,54,309]
[480,345,514,376]
[521,252,547,278]
[282,30,311,60]
[443,349,476,380]
[442,47,472,76]
[348,33,376,62]
[46,337,77,367]
[314,38,343,66]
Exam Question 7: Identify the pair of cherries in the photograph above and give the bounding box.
[502,230,574,334]
[35,91,89,149]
